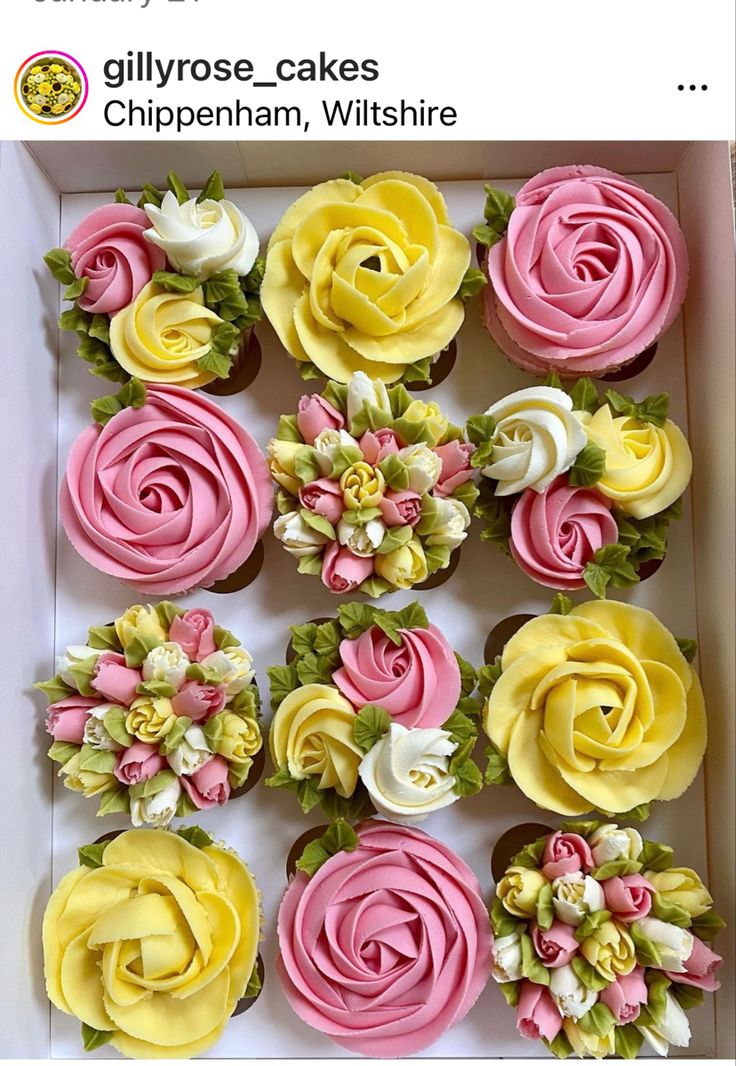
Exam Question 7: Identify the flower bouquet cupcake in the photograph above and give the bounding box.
[269,371,477,596]
[261,169,484,385]
[36,603,263,825]
[266,601,483,822]
[43,826,262,1057]
[490,822,725,1058]
[468,380,692,594]
[277,819,492,1054]
[61,381,272,594]
[481,600,706,818]
[44,170,263,389]
[475,166,688,378]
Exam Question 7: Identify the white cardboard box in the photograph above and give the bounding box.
[0,140,733,1059]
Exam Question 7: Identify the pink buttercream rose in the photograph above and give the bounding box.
[91,652,142,707]
[169,608,216,661]
[516,981,563,1042]
[600,966,649,1023]
[542,831,594,879]
[379,489,422,527]
[510,475,618,590]
[531,920,579,969]
[333,622,461,729]
[320,542,373,595]
[171,681,226,723]
[60,385,273,595]
[665,937,723,992]
[296,394,345,445]
[114,740,166,786]
[602,875,655,923]
[359,428,401,465]
[299,478,344,526]
[433,441,475,498]
[180,755,231,809]
[276,820,491,1056]
[65,203,167,316]
[483,165,689,376]
[45,695,99,744]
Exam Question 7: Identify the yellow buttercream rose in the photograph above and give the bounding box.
[340,461,385,510]
[645,867,713,918]
[110,281,226,388]
[216,713,263,764]
[269,683,362,797]
[59,753,117,798]
[496,866,548,918]
[375,536,428,590]
[43,828,261,1058]
[483,601,707,815]
[268,439,302,497]
[115,604,167,649]
[400,399,449,446]
[581,919,636,981]
[126,696,176,744]
[578,405,692,519]
[261,172,471,383]
[564,1020,616,1059]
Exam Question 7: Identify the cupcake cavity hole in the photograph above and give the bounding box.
[231,954,265,1015]
[208,540,265,594]
[484,613,536,664]
[229,745,266,800]
[491,822,554,884]
[597,342,658,383]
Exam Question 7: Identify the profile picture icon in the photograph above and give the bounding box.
[15,51,88,124]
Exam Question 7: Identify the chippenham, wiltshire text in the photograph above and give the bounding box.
[104,99,305,133]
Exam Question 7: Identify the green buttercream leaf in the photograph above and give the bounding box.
[549,593,574,616]
[520,932,550,986]
[299,507,336,540]
[297,775,323,814]
[197,170,225,203]
[152,270,200,294]
[231,686,260,720]
[81,1023,114,1052]
[457,266,487,301]
[88,314,111,344]
[670,984,704,1011]
[640,839,674,872]
[617,802,651,823]
[605,389,670,428]
[314,620,342,661]
[167,170,191,205]
[472,223,503,248]
[276,414,303,444]
[614,1023,645,1059]
[337,602,377,640]
[289,622,318,659]
[48,741,81,766]
[319,786,371,823]
[387,383,414,417]
[202,713,224,750]
[568,440,607,487]
[498,980,521,1007]
[137,679,177,699]
[357,574,392,598]
[535,883,555,931]
[297,360,323,382]
[64,275,89,302]
[451,479,480,511]
[329,443,363,479]
[353,705,392,753]
[44,247,76,285]
[455,653,477,698]
[137,183,163,209]
[465,413,496,448]
[401,355,434,385]
[642,970,671,1027]
[295,652,335,687]
[630,922,663,967]
[177,825,214,849]
[592,858,642,880]
[243,256,266,296]
[88,624,122,652]
[378,453,410,492]
[124,632,160,669]
[297,553,323,576]
[478,658,503,698]
[243,960,262,999]
[295,445,323,485]
[154,601,185,629]
[484,742,512,786]
[176,791,199,818]
[267,664,299,710]
[197,347,233,380]
[129,769,177,802]
[511,837,547,869]
[59,305,92,333]
[482,184,516,232]
[691,908,726,941]
[475,482,512,550]
[424,543,451,575]
[158,716,191,756]
[78,745,116,774]
[490,895,522,938]
[97,787,130,817]
[348,400,393,438]
[114,188,132,205]
[186,663,225,685]
[450,751,483,798]
[569,377,600,414]
[321,380,348,412]
[228,759,253,790]
[442,708,477,746]
[544,1031,574,1059]
[35,675,74,704]
[104,706,133,748]
[341,170,364,185]
[651,893,692,927]
[676,637,698,663]
[561,819,603,837]
[90,377,146,427]
[584,543,639,599]
[77,841,109,868]
[574,909,613,942]
[571,955,611,992]
[578,1002,616,1038]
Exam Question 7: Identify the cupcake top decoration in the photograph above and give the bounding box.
[277,820,492,1055]
[266,602,483,822]
[469,379,692,594]
[36,602,263,825]
[43,826,262,1058]
[481,600,706,817]
[476,166,688,378]
[490,822,725,1059]
[261,170,484,385]
[44,170,263,389]
[269,371,476,597]
[61,382,272,595]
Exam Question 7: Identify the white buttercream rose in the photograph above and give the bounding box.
[141,642,190,690]
[130,776,181,828]
[552,873,606,926]
[398,444,442,494]
[337,517,385,557]
[199,646,254,696]
[491,929,524,983]
[358,723,458,824]
[550,963,598,1020]
[144,190,258,280]
[589,824,643,867]
[346,371,392,427]
[274,511,330,558]
[425,497,471,549]
[166,725,213,777]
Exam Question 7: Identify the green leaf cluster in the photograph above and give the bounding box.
[353,704,391,753]
[295,819,359,877]
[474,480,512,552]
[457,266,487,301]
[90,378,147,427]
[583,543,640,598]
[473,185,515,248]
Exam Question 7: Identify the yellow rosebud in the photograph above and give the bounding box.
[375,536,428,590]
[126,696,176,744]
[30,104,42,114]
[268,439,302,497]
[564,1019,616,1059]
[59,753,117,798]
[50,64,63,73]
[30,66,42,74]
[496,865,548,918]
[340,461,385,510]
[216,712,263,764]
[39,82,52,95]
[581,919,636,981]
[114,604,167,648]
[645,867,713,918]
[400,400,449,446]
[270,683,362,798]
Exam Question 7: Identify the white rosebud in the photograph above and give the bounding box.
[637,990,692,1056]
[56,645,100,687]
[130,776,181,829]
[552,873,606,927]
[337,517,385,557]
[82,703,124,752]
[199,646,254,696]
[166,726,213,777]
[398,444,442,494]
[274,511,330,558]
[635,917,694,973]
[425,497,471,549]
[589,823,643,866]
[346,371,392,427]
[142,642,190,690]
[491,929,524,983]
[144,190,259,280]
[313,428,358,476]
[550,963,598,1020]
[358,723,458,824]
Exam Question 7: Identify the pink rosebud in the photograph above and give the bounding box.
[45,696,100,744]
[114,740,166,786]
[516,981,563,1042]
[169,609,217,662]
[321,542,374,595]
[299,478,345,527]
[603,875,655,923]
[600,966,648,1023]
[297,394,345,445]
[542,831,594,879]
[531,920,579,969]
[180,755,231,809]
[91,652,142,708]
[665,937,723,992]
[359,428,401,465]
[171,680,227,723]
[379,489,422,528]
[433,441,475,498]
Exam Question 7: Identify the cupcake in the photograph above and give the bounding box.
[476,166,688,378]
[266,601,482,821]
[490,823,725,1058]
[277,819,492,1054]
[469,380,692,594]
[269,371,476,596]
[43,826,262,1057]
[44,170,263,389]
[36,603,263,824]
[261,170,482,384]
[60,382,272,594]
[481,601,706,817]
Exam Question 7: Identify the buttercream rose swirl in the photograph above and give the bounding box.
[277,821,491,1055]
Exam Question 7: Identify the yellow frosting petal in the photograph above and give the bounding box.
[484,646,567,752]
[557,748,669,812]
[358,179,440,255]
[103,829,220,892]
[361,171,451,224]
[267,178,361,249]
[203,846,260,1006]
[501,614,609,670]
[657,671,708,800]
[293,291,403,382]
[111,1023,227,1060]
[42,867,89,1014]
[87,892,182,946]
[507,708,592,815]
[260,239,312,360]
[104,968,230,1046]
[344,298,465,365]
[60,931,114,1032]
